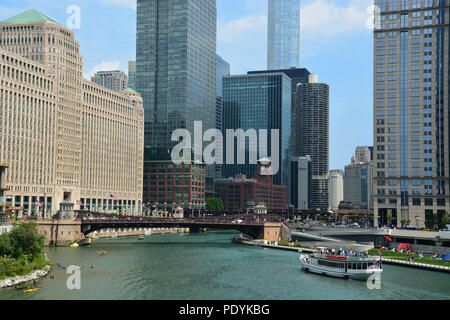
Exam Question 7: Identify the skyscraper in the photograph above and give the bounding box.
[373,0,449,228]
[267,0,301,70]
[215,55,230,179]
[91,70,128,92]
[248,68,311,157]
[136,0,216,205]
[328,170,344,211]
[290,156,312,210]
[295,75,329,210]
[128,60,136,90]
[222,73,291,187]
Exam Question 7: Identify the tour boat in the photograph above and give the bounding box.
[299,252,382,281]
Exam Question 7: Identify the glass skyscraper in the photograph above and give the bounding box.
[222,73,291,187]
[136,0,217,203]
[267,0,301,70]
[373,0,449,228]
[136,0,216,159]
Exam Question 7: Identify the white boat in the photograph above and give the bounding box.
[299,252,382,281]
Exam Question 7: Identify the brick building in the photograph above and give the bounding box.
[216,159,287,210]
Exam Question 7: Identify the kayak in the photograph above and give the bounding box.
[24,288,39,294]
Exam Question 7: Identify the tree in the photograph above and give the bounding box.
[437,211,449,230]
[205,197,224,210]
[1,223,45,260]
[425,211,436,230]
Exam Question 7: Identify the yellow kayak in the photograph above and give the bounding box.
[24,288,39,293]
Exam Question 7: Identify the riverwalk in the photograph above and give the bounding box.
[234,238,450,274]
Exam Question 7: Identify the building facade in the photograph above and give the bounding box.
[143,160,205,209]
[267,0,301,70]
[373,0,450,227]
[136,0,216,202]
[222,73,291,187]
[290,156,312,210]
[91,70,128,92]
[128,60,136,90]
[0,10,144,216]
[295,75,330,210]
[215,55,230,179]
[216,160,287,210]
[248,68,311,158]
[328,169,344,212]
[355,146,373,163]
[344,162,373,211]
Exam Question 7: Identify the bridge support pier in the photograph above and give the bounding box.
[263,223,282,243]
[37,220,84,246]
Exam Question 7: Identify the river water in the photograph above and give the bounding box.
[0,231,449,300]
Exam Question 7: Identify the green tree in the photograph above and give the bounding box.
[206,197,224,210]
[425,211,435,230]
[1,223,45,260]
[437,211,449,230]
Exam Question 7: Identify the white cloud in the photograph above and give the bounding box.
[84,61,121,80]
[218,14,267,44]
[300,0,373,39]
[100,0,136,10]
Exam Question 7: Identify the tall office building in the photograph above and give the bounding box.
[328,170,344,211]
[0,10,144,216]
[215,55,230,179]
[295,74,329,210]
[373,0,449,227]
[216,55,230,98]
[222,73,291,187]
[354,146,373,163]
[344,162,373,210]
[248,68,311,157]
[136,0,216,205]
[267,0,301,70]
[290,156,312,210]
[91,70,128,92]
[128,60,136,90]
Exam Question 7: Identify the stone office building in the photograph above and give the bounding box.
[0,10,144,217]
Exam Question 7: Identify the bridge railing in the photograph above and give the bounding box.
[75,210,282,225]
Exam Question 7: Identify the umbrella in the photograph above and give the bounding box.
[443,254,450,261]
[384,236,393,242]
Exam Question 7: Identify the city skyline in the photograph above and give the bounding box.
[0,0,375,171]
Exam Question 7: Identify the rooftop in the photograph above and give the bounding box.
[0,9,60,25]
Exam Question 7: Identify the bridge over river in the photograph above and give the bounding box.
[37,211,287,246]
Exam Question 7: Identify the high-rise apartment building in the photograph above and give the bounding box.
[295,75,329,210]
[91,70,128,92]
[328,170,344,211]
[0,10,144,216]
[373,0,449,227]
[136,0,216,203]
[222,73,291,187]
[267,0,301,70]
[128,60,136,90]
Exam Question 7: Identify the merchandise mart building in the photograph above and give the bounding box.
[0,10,144,217]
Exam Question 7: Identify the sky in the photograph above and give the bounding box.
[0,0,374,171]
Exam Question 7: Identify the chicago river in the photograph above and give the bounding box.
[0,231,449,300]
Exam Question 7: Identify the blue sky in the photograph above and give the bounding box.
[0,0,374,171]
